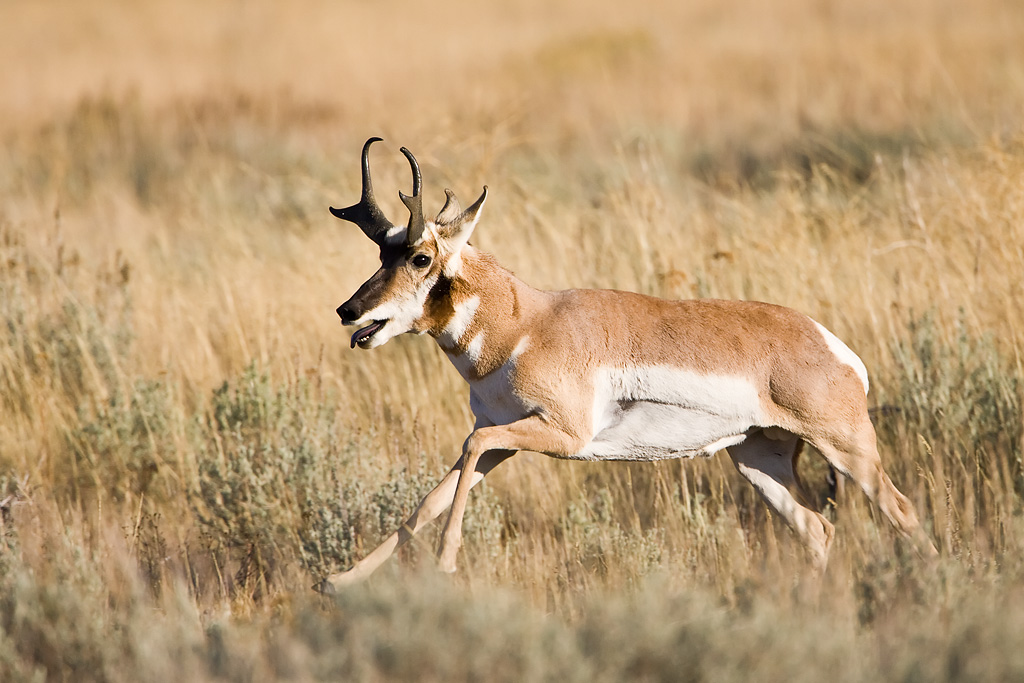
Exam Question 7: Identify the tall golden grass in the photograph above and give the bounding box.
[2,0,1024,679]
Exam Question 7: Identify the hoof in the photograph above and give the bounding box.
[312,578,336,595]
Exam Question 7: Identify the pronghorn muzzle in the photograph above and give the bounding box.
[337,301,389,349]
[348,320,387,349]
[336,267,393,348]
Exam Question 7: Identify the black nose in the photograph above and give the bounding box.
[337,303,358,324]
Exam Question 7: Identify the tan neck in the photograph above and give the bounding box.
[428,248,546,378]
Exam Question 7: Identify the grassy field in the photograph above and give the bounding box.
[2,0,1024,679]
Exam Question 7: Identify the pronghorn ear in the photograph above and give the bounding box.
[437,186,487,248]
[435,189,462,225]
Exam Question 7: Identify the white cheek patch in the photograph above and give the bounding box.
[352,298,405,328]
[355,273,439,348]
[813,322,869,394]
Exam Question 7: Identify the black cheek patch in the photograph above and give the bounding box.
[424,274,454,324]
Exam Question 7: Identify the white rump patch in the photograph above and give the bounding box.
[814,322,869,394]
[573,366,766,461]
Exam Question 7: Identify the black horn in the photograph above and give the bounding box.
[330,137,394,245]
[399,146,425,245]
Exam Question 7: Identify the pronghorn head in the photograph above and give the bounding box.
[332,138,487,349]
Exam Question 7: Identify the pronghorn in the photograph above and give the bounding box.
[322,137,935,590]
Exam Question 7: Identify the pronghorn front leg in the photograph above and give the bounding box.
[321,447,514,592]
[438,414,583,573]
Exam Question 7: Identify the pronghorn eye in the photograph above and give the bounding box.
[411,253,432,269]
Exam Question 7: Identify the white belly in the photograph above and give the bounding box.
[571,400,751,460]
[571,366,766,462]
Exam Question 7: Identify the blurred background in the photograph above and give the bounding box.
[2,0,1024,680]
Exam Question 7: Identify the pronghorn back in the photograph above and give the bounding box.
[418,255,872,463]
[319,138,936,590]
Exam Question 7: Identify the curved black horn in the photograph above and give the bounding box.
[399,146,425,245]
[330,137,394,245]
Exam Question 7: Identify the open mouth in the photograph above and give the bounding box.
[351,320,387,348]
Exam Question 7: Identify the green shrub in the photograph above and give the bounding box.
[190,365,505,595]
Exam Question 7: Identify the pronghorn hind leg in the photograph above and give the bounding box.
[825,465,845,516]
[728,429,835,570]
[318,448,515,592]
[809,420,938,558]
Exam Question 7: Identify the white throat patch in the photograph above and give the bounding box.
[438,295,481,348]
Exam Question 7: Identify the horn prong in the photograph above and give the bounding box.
[400,146,426,245]
[330,137,394,245]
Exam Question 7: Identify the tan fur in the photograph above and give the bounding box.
[323,149,937,591]
[425,250,870,450]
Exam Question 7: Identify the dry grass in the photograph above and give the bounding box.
[2,0,1024,680]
